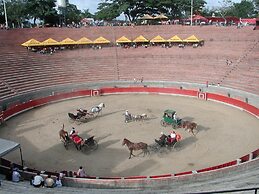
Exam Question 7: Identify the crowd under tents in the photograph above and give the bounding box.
[21,34,204,53]
[183,35,204,47]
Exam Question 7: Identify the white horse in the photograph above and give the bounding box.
[133,113,148,121]
[90,103,105,115]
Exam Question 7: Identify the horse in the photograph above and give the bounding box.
[122,138,149,159]
[182,121,198,136]
[133,113,148,121]
[90,103,105,115]
[59,124,69,143]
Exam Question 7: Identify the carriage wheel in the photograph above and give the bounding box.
[90,140,98,151]
[160,120,167,127]
[173,141,180,151]
[75,119,82,125]
[63,141,69,150]
[69,119,75,123]
[81,140,98,153]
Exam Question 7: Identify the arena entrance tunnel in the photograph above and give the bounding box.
[0,86,258,189]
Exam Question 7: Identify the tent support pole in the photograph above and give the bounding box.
[19,147,24,169]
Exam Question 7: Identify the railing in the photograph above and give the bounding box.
[191,187,259,194]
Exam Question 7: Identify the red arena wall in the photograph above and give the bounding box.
[1,87,258,188]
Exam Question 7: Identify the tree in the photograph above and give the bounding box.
[26,0,57,25]
[80,9,94,19]
[3,0,27,28]
[96,0,207,21]
[232,0,257,18]
[65,3,81,24]
[0,1,4,24]
[95,2,120,21]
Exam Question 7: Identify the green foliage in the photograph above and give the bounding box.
[95,2,120,21]
[0,1,4,24]
[3,0,27,27]
[26,0,57,25]
[96,0,207,21]
[232,0,257,18]
[80,9,94,19]
[65,3,81,24]
[216,0,257,18]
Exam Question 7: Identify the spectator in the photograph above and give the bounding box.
[55,176,62,187]
[32,172,44,188]
[77,166,87,177]
[45,174,55,188]
[12,168,21,182]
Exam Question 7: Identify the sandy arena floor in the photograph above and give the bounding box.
[0,94,259,177]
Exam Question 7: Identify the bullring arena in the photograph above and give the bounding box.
[0,25,259,193]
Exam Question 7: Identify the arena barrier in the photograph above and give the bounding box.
[1,87,258,188]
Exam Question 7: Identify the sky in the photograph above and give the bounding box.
[69,0,241,14]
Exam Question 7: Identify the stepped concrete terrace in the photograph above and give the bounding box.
[0,25,258,102]
[0,158,259,194]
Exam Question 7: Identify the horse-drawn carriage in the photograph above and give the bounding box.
[68,103,105,124]
[124,110,148,123]
[63,134,98,152]
[155,132,181,149]
[59,127,98,152]
[160,109,182,129]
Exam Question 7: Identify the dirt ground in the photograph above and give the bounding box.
[1,94,259,177]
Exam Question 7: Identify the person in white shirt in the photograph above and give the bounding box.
[124,110,132,123]
[32,172,44,187]
[55,176,62,187]
[125,110,130,116]
[170,131,176,139]
[77,166,87,178]
[12,168,21,182]
[173,113,177,121]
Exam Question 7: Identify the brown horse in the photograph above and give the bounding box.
[59,124,69,142]
[122,138,149,159]
[182,121,198,136]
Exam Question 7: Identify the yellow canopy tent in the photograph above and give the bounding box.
[59,38,77,45]
[40,38,60,46]
[150,35,167,43]
[76,37,93,45]
[183,35,203,43]
[133,35,149,43]
[154,14,168,20]
[93,36,111,44]
[116,36,132,43]
[21,39,41,47]
[140,14,154,20]
[167,35,183,43]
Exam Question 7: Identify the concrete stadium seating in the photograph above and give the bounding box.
[0,25,258,101]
